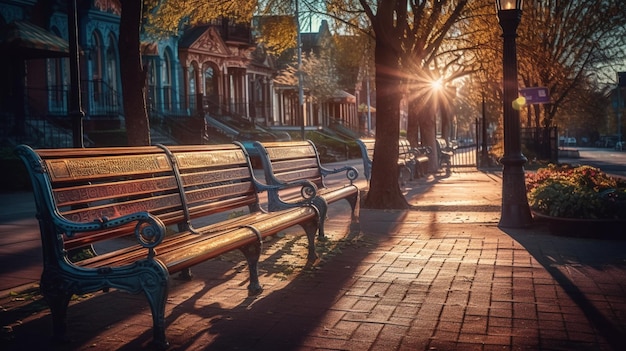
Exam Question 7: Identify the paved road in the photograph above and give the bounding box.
[560,147,626,178]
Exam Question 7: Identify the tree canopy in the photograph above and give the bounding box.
[117,0,626,200]
[517,0,626,129]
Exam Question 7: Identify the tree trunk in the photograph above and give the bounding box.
[362,37,408,210]
[119,0,150,146]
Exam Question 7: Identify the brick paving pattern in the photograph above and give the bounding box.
[1,167,625,350]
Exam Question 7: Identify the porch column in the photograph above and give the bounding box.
[182,65,189,112]
[244,72,251,118]
[263,77,270,125]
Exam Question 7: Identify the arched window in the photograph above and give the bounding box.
[162,51,172,111]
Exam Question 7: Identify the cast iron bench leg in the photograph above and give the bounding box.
[41,270,72,344]
[240,239,263,296]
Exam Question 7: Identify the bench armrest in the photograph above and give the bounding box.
[56,212,167,256]
[254,177,320,211]
[319,165,359,185]
[401,147,422,160]
[417,146,433,155]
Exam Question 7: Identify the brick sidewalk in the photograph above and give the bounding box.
[1,170,625,350]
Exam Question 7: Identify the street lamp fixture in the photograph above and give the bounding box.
[496,0,532,228]
[496,0,522,10]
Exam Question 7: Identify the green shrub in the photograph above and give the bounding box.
[527,164,626,219]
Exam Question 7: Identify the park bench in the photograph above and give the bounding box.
[14,142,327,348]
[436,138,456,170]
[251,140,360,232]
[357,138,430,182]
[399,138,430,178]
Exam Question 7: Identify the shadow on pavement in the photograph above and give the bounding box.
[504,223,626,351]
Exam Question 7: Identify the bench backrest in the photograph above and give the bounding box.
[356,139,374,180]
[398,139,414,159]
[436,138,447,151]
[252,140,326,188]
[357,139,375,162]
[436,138,457,155]
[357,138,421,180]
[15,144,259,253]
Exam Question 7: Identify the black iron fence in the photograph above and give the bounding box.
[449,122,557,169]
[521,126,558,163]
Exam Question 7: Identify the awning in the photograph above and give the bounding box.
[0,21,70,59]
[331,90,356,103]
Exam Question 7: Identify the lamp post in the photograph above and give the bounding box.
[617,72,626,147]
[496,0,532,228]
[68,0,84,148]
[480,93,490,167]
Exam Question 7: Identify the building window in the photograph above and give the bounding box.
[204,66,218,112]
[91,32,103,103]
[106,35,118,106]
[48,27,67,112]
[204,66,214,96]
[162,51,172,111]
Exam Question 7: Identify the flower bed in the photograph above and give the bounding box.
[526,164,626,237]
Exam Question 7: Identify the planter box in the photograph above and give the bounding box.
[532,211,625,239]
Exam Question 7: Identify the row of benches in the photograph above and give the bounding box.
[356,138,424,182]
[357,138,455,182]
[15,137,453,347]
[15,140,358,348]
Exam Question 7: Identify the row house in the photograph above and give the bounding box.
[0,0,360,148]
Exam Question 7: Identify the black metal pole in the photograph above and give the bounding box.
[295,0,305,140]
[497,9,532,228]
[68,0,84,148]
[480,94,490,167]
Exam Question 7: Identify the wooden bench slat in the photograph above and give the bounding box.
[186,195,259,219]
[274,169,323,183]
[269,158,320,173]
[53,176,180,207]
[59,193,184,222]
[185,182,256,203]
[44,154,172,182]
[264,143,318,160]
[174,150,248,169]
[34,146,165,157]
[179,167,251,187]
